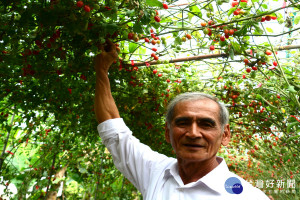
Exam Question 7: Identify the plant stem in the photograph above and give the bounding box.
[0,113,15,175]
[44,154,57,200]
[261,24,300,108]
[123,44,300,67]
[94,156,103,200]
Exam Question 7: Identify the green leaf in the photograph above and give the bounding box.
[133,22,143,33]
[277,12,283,20]
[141,10,151,24]
[232,42,241,53]
[69,172,84,183]
[188,12,194,21]
[294,13,300,25]
[208,4,214,12]
[189,5,202,18]
[193,31,202,40]
[11,177,24,188]
[174,36,182,46]
[177,22,185,28]
[189,5,201,13]
[234,24,248,36]
[139,46,146,59]
[240,2,247,8]
[262,4,268,9]
[125,10,135,16]
[287,122,299,133]
[256,50,265,58]
[78,166,88,174]
[129,42,138,53]
[256,94,262,100]
[219,40,227,47]
[288,85,297,93]
[229,48,234,60]
[266,27,273,33]
[253,24,263,34]
[228,7,235,16]
[146,0,163,7]
[53,177,65,184]
[287,134,300,142]
[153,22,160,29]
[103,23,118,35]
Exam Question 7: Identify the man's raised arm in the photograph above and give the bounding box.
[94,40,120,124]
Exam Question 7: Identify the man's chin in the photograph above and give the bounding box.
[177,153,208,162]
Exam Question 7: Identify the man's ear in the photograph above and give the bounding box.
[165,123,171,143]
[221,124,231,146]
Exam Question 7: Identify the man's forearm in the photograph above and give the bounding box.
[95,69,120,124]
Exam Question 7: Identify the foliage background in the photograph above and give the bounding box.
[0,0,299,199]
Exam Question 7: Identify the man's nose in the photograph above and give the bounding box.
[186,122,203,139]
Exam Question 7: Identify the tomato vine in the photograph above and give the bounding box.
[0,0,299,199]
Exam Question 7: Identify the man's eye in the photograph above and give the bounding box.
[200,122,214,127]
[176,121,188,126]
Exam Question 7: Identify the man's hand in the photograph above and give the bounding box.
[94,39,120,124]
[94,40,119,73]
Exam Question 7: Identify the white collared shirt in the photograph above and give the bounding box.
[98,118,270,200]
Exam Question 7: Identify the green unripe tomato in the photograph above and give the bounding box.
[206,13,212,17]
[180,67,187,72]
[93,4,100,10]
[14,13,21,20]
[203,28,209,35]
[162,68,171,73]
[278,18,284,24]
[133,33,138,40]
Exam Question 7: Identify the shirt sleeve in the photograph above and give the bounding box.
[97,118,169,195]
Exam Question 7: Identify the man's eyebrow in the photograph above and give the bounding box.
[174,117,216,125]
[174,117,191,123]
[198,118,216,125]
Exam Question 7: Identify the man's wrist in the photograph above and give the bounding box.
[95,65,110,75]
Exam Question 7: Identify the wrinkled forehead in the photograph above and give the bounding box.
[172,99,221,119]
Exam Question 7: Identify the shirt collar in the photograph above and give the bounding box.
[200,157,230,194]
[163,157,230,193]
[163,161,185,186]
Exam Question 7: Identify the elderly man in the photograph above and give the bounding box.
[95,40,270,199]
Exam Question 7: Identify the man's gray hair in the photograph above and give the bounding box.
[165,92,229,130]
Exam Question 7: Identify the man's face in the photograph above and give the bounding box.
[165,99,230,163]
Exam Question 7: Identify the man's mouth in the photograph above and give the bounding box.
[184,144,205,148]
